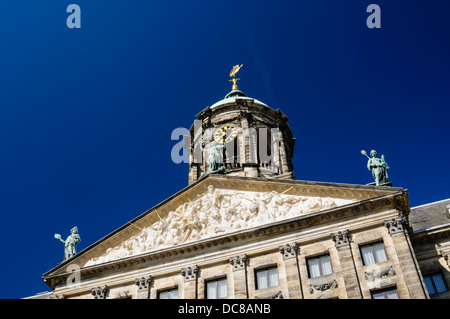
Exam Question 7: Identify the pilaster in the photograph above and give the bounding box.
[135,275,153,299]
[331,230,362,299]
[229,254,249,299]
[384,215,428,299]
[277,130,289,174]
[181,265,199,299]
[279,243,302,299]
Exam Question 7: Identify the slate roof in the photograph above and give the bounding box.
[409,198,450,232]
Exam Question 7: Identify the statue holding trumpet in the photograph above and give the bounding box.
[361,149,392,186]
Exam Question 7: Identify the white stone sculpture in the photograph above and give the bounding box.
[85,186,353,266]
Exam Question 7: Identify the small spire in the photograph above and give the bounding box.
[229,64,243,90]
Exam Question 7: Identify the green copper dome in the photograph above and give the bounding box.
[224,89,247,99]
[209,90,269,110]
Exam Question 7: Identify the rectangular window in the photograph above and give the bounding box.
[255,266,279,290]
[158,288,178,299]
[371,287,399,299]
[360,242,387,265]
[307,254,333,278]
[423,273,448,295]
[206,277,227,299]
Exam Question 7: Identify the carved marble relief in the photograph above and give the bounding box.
[85,186,353,267]
[309,279,338,294]
[364,266,396,281]
[255,291,283,299]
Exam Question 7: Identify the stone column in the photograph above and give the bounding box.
[384,215,428,299]
[277,130,289,175]
[240,112,259,177]
[331,230,363,299]
[279,242,303,299]
[239,111,251,164]
[188,164,198,185]
[271,127,281,173]
[229,254,249,299]
[181,265,199,299]
[135,275,153,299]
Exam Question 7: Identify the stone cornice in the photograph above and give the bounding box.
[411,224,450,245]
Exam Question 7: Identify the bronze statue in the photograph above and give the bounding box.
[55,226,81,261]
[201,125,238,175]
[361,150,391,186]
[201,140,226,174]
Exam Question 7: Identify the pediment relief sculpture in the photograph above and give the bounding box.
[85,186,354,267]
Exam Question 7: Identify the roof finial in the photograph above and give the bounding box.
[229,64,243,90]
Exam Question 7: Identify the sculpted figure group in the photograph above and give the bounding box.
[85,186,351,266]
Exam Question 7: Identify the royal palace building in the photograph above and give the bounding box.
[35,68,450,300]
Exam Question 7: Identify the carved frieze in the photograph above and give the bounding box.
[85,186,352,267]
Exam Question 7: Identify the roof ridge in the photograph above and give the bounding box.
[411,198,450,210]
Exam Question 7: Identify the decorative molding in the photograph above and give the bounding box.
[411,227,450,245]
[331,230,352,248]
[440,250,450,266]
[91,285,109,299]
[279,242,298,260]
[255,291,283,299]
[135,275,152,291]
[309,279,338,294]
[115,290,130,299]
[384,215,407,236]
[393,193,409,214]
[364,266,396,281]
[229,254,249,271]
[181,265,199,282]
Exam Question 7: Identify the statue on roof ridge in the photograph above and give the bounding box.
[361,149,392,186]
[54,226,81,262]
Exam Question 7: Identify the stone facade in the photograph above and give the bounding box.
[40,174,431,299]
[34,90,448,300]
[409,199,450,299]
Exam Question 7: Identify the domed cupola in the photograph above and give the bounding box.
[186,65,296,185]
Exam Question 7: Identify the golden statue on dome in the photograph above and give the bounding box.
[229,64,243,90]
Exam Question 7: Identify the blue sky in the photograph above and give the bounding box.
[0,0,449,298]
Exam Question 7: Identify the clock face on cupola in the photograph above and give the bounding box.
[186,65,296,184]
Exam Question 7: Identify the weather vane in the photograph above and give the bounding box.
[229,64,243,90]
